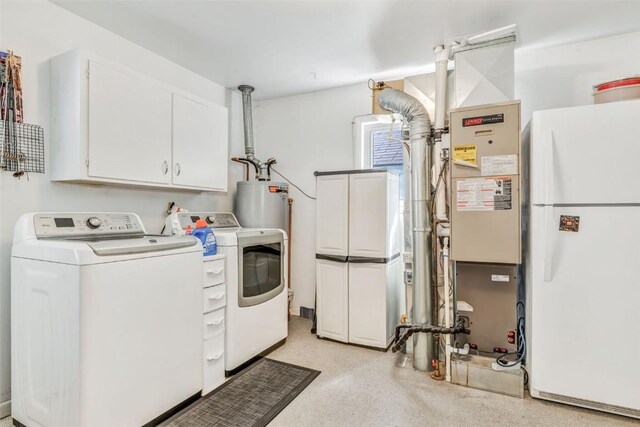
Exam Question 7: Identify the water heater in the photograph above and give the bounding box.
[235,181,289,231]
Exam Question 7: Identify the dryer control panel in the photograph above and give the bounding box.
[177,212,239,230]
[34,213,143,238]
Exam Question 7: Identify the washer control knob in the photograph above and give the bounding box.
[206,216,216,225]
[86,217,102,229]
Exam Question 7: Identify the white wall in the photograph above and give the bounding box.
[516,31,640,124]
[0,0,245,409]
[253,84,372,312]
[254,30,640,313]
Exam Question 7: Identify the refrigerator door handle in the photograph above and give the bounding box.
[544,130,556,205]
[543,205,555,282]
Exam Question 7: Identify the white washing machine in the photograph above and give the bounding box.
[174,212,288,373]
[11,213,203,427]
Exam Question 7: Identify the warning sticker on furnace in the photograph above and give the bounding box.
[494,178,512,210]
[456,177,512,211]
[453,144,477,168]
[481,154,518,176]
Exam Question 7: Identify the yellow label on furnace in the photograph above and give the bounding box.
[453,144,477,167]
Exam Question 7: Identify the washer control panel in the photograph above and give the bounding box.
[33,213,143,238]
[178,212,239,230]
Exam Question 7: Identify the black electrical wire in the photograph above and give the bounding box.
[270,167,316,200]
[496,301,526,367]
[160,202,175,234]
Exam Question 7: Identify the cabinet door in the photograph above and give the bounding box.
[172,94,228,191]
[349,173,388,258]
[348,262,387,348]
[316,259,348,343]
[87,60,172,184]
[315,174,349,256]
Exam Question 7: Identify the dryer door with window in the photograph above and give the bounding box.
[237,230,284,307]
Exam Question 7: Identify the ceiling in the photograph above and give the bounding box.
[53,0,640,100]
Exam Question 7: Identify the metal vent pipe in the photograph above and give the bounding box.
[237,85,266,178]
[378,88,435,372]
[238,85,256,158]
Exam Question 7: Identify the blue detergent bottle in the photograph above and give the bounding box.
[192,219,217,256]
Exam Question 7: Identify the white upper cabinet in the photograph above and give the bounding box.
[50,50,228,192]
[172,94,228,191]
[88,60,172,185]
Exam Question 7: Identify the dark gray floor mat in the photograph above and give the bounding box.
[166,358,320,427]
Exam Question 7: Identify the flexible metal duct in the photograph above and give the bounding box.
[378,88,435,372]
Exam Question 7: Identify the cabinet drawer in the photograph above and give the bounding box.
[203,258,225,287]
[203,334,225,395]
[203,284,226,314]
[203,308,225,340]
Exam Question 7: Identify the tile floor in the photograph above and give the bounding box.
[2,316,637,427]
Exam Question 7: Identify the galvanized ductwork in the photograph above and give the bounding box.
[378,88,435,372]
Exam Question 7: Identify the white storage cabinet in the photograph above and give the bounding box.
[315,170,401,350]
[50,50,228,192]
[202,254,226,395]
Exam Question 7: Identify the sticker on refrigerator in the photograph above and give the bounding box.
[491,274,510,282]
[453,144,477,168]
[481,154,518,176]
[456,177,512,211]
[559,215,580,232]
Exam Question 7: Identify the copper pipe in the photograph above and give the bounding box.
[231,157,250,181]
[287,197,294,320]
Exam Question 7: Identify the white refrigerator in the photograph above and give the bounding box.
[527,99,640,418]
[315,170,401,349]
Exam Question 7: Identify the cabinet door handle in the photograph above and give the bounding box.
[162,161,168,175]
[208,292,225,300]
[207,351,224,361]
[206,268,224,275]
[207,318,224,326]
[175,163,181,176]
